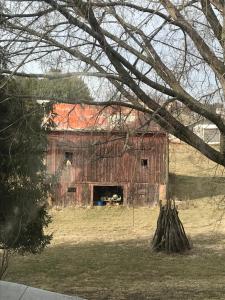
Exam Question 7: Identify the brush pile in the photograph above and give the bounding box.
[152,200,191,253]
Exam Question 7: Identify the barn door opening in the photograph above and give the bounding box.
[93,186,123,206]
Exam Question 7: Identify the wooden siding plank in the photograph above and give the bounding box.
[47,132,168,206]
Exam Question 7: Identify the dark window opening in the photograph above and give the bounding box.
[141,159,148,167]
[93,186,123,206]
[65,152,73,165]
[68,187,76,192]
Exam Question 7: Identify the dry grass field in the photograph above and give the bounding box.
[5,143,225,300]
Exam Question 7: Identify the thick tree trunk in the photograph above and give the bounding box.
[152,200,191,253]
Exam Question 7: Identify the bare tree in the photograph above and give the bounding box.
[1,0,225,165]
[1,0,225,252]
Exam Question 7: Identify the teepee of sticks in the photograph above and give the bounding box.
[152,200,191,253]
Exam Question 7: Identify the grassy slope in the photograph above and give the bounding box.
[5,143,225,300]
[169,143,225,201]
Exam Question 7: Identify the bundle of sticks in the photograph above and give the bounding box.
[152,200,191,253]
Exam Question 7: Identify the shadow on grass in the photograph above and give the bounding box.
[5,233,225,300]
[169,173,225,201]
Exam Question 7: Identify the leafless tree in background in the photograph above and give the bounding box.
[1,0,225,166]
[1,0,225,252]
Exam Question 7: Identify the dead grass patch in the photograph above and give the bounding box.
[4,143,225,299]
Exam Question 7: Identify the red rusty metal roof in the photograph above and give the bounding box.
[52,103,162,132]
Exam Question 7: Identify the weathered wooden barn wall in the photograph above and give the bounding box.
[47,130,168,206]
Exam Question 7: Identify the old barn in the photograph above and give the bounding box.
[46,104,168,206]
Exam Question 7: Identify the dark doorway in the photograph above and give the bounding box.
[93,185,123,206]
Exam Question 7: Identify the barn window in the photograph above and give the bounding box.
[67,187,76,192]
[65,152,73,165]
[141,159,148,167]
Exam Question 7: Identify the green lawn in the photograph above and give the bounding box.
[5,143,225,300]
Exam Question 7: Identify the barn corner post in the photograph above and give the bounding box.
[220,133,225,157]
[220,1,225,158]
[152,135,191,254]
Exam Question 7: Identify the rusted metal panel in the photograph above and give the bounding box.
[52,104,162,132]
